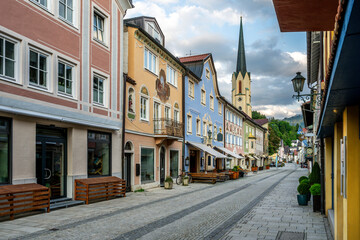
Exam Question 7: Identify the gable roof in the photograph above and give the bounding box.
[254,119,269,126]
[179,53,210,63]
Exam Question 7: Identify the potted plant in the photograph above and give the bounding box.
[300,179,311,201]
[183,175,189,186]
[310,183,321,212]
[164,176,173,189]
[297,181,310,206]
[298,176,308,183]
[309,162,321,185]
[265,165,270,170]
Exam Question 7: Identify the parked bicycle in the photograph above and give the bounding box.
[176,170,192,185]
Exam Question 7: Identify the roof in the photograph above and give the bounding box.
[179,53,210,63]
[272,0,338,32]
[254,119,269,126]
[236,17,247,76]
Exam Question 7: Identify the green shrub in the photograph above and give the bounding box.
[300,179,310,185]
[297,181,310,195]
[310,162,321,185]
[299,176,308,183]
[310,183,321,195]
[134,188,144,192]
[165,176,173,183]
[233,166,239,171]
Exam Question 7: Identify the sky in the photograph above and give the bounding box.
[125,0,307,119]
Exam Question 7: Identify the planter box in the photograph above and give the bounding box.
[265,166,270,170]
[297,194,308,206]
[251,167,258,172]
[164,181,173,189]
[313,195,321,212]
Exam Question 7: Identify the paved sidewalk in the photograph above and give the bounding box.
[221,167,332,240]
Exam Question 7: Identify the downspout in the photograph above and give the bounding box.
[182,73,186,173]
[320,137,325,215]
[121,74,126,180]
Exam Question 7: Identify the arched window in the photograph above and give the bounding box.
[124,141,133,151]
[140,86,149,121]
[238,81,242,94]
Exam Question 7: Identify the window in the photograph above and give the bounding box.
[141,148,154,183]
[0,117,11,184]
[146,22,162,44]
[167,65,176,86]
[154,102,161,133]
[238,81,242,94]
[59,0,73,23]
[251,141,254,149]
[58,62,73,96]
[170,150,179,178]
[0,36,16,80]
[218,102,222,115]
[32,0,47,8]
[210,95,214,110]
[29,49,48,89]
[174,109,179,123]
[196,119,201,136]
[187,115,192,133]
[201,89,206,105]
[165,106,171,120]
[203,122,207,136]
[93,75,104,105]
[87,131,111,177]
[144,48,156,74]
[214,126,217,140]
[93,11,105,43]
[140,97,149,121]
[205,68,210,79]
[188,80,194,98]
[208,155,211,165]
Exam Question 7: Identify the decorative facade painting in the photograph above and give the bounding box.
[156,69,170,102]
[128,88,135,120]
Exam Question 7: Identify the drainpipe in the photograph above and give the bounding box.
[121,74,127,180]
[182,74,186,173]
[320,137,325,215]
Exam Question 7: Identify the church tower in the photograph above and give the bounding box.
[231,17,252,116]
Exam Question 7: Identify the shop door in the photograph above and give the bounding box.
[36,127,66,199]
[190,150,197,173]
[124,153,132,192]
[160,146,165,187]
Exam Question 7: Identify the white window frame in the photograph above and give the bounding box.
[188,79,194,98]
[203,121,207,137]
[187,114,192,134]
[201,89,206,106]
[92,5,109,47]
[30,0,50,10]
[218,102,222,115]
[0,34,19,83]
[28,48,50,90]
[210,95,214,110]
[57,60,75,97]
[165,106,171,120]
[196,118,201,136]
[167,64,177,87]
[144,48,157,74]
[214,126,217,141]
[58,0,73,24]
[140,96,149,121]
[92,74,105,106]
[174,109,179,123]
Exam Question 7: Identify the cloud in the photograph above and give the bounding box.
[252,103,301,119]
[126,0,306,119]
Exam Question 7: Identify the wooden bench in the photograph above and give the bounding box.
[75,176,126,204]
[0,183,50,220]
[190,173,218,184]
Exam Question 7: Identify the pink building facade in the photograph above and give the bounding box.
[0,0,132,200]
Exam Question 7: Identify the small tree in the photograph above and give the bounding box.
[309,162,321,185]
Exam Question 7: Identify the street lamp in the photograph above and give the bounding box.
[291,72,321,109]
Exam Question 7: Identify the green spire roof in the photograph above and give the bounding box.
[236,17,247,76]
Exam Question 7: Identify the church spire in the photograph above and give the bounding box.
[236,16,247,76]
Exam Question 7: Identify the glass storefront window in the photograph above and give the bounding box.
[141,148,154,183]
[88,131,111,177]
[170,150,178,178]
[0,117,10,184]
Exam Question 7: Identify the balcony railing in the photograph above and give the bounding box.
[154,118,183,138]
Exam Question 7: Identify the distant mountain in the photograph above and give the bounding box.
[282,114,304,128]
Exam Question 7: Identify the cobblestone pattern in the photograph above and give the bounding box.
[221,167,331,240]
[0,168,286,240]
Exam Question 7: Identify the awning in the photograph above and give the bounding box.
[253,156,260,160]
[214,146,244,159]
[246,155,255,161]
[186,141,229,159]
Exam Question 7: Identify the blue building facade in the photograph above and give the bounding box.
[180,53,226,173]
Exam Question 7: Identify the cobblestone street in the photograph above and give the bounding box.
[0,164,331,240]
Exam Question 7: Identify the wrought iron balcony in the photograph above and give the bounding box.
[154,118,184,138]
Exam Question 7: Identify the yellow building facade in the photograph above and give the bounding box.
[123,17,185,190]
